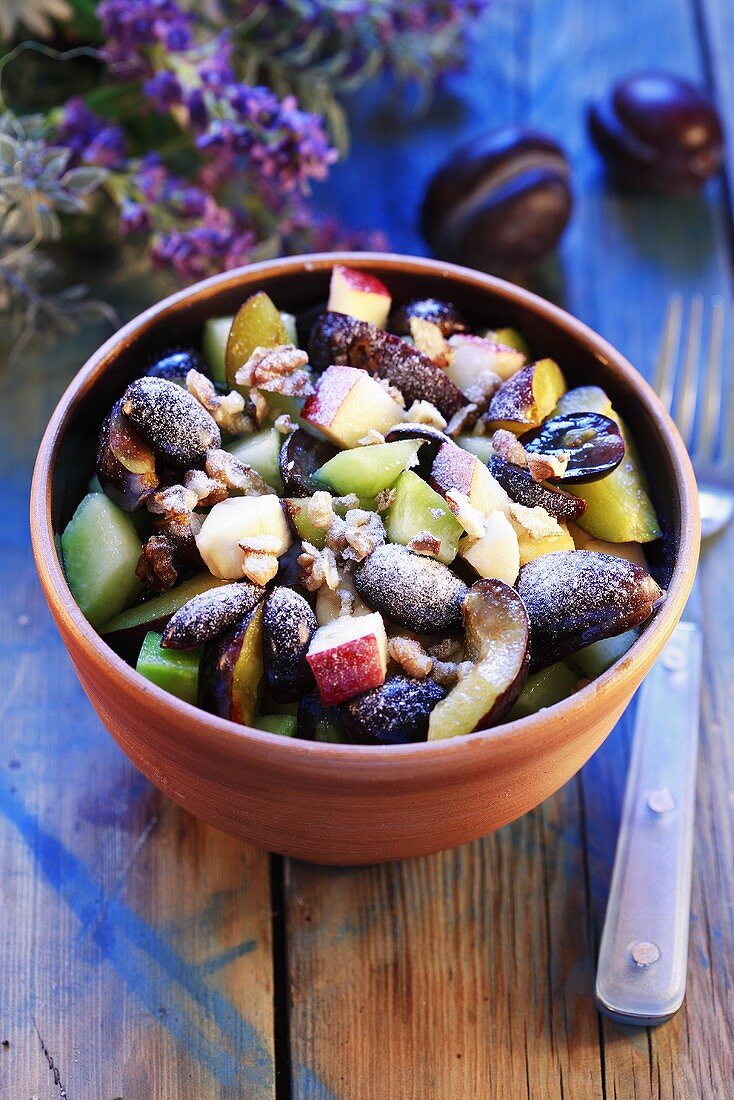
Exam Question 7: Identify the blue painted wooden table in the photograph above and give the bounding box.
[2,2,733,1096]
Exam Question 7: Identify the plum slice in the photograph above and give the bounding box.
[517,550,664,671]
[428,579,530,740]
[161,580,266,650]
[354,544,468,635]
[487,358,566,433]
[341,675,447,745]
[279,429,338,497]
[225,291,288,391]
[308,311,466,418]
[521,412,625,483]
[200,603,265,724]
[97,399,159,511]
[487,454,586,520]
[146,347,205,383]
[262,586,317,702]
[388,298,468,337]
[122,377,221,468]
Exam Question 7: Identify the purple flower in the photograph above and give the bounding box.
[57,97,127,170]
[120,198,149,234]
[143,70,183,111]
[99,0,194,74]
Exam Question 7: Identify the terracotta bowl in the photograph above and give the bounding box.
[31,253,699,865]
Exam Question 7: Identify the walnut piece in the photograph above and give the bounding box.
[274,413,297,435]
[527,451,569,481]
[186,369,251,435]
[445,489,486,541]
[407,530,442,557]
[183,468,229,508]
[239,548,280,586]
[136,534,178,592]
[247,387,270,427]
[298,541,341,591]
[235,345,312,397]
[404,399,448,431]
[388,636,433,680]
[307,490,335,530]
[461,371,502,410]
[342,509,386,562]
[358,428,386,447]
[146,483,198,520]
[205,448,273,496]
[492,428,528,468]
[374,487,397,513]
[445,402,479,436]
[508,501,562,539]
[409,317,448,365]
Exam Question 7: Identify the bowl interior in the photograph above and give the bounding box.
[49,257,680,593]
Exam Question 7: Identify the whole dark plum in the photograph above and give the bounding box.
[588,72,724,195]
[421,127,572,274]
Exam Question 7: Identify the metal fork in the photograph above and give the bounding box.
[595,296,734,1026]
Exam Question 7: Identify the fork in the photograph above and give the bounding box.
[595,295,734,1026]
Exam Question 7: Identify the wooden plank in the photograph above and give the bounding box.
[0,315,276,1099]
[289,0,734,1096]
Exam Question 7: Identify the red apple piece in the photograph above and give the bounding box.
[301,364,404,448]
[429,441,510,515]
[327,264,392,326]
[306,611,388,705]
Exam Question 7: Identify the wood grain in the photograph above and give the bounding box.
[0,321,276,1099]
[287,0,734,1095]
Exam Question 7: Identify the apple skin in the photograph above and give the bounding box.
[327,264,392,327]
[429,441,509,515]
[301,365,403,448]
[306,612,388,706]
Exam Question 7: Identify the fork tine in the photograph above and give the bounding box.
[695,296,725,464]
[672,293,703,448]
[655,294,683,414]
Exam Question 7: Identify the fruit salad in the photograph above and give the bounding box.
[60,264,665,745]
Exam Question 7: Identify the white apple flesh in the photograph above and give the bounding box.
[327,264,392,327]
[430,441,510,516]
[460,509,520,585]
[196,495,292,579]
[301,365,404,448]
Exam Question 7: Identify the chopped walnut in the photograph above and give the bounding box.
[235,344,312,397]
[404,399,448,431]
[239,548,280,586]
[527,451,569,481]
[445,403,479,436]
[509,501,562,539]
[358,428,386,447]
[324,514,348,554]
[374,487,397,513]
[307,491,335,530]
[431,660,462,687]
[186,369,251,435]
[183,468,229,508]
[274,413,297,435]
[376,376,405,407]
[409,317,448,365]
[462,371,502,410]
[147,483,198,520]
[342,509,386,562]
[389,636,433,680]
[136,534,178,592]
[445,489,486,540]
[247,387,270,426]
[407,530,442,557]
[492,428,528,468]
[205,448,273,496]
[333,493,360,512]
[299,541,341,591]
[428,636,463,662]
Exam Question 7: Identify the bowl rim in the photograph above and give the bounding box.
[30,251,700,779]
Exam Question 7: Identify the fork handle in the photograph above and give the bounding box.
[595,621,702,1025]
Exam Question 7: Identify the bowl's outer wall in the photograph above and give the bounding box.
[31,254,699,864]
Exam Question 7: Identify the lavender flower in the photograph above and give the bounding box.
[57,98,127,170]
[98,0,194,74]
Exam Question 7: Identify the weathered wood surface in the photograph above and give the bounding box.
[1,1,733,1097]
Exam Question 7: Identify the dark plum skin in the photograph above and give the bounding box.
[388,298,468,337]
[384,423,453,476]
[308,311,466,419]
[146,348,205,383]
[161,581,265,650]
[588,72,723,195]
[340,675,446,745]
[487,454,586,520]
[96,399,159,512]
[296,693,345,742]
[521,412,625,483]
[421,127,572,273]
[354,545,468,635]
[262,587,317,702]
[122,377,221,468]
[517,550,664,671]
[279,428,338,497]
